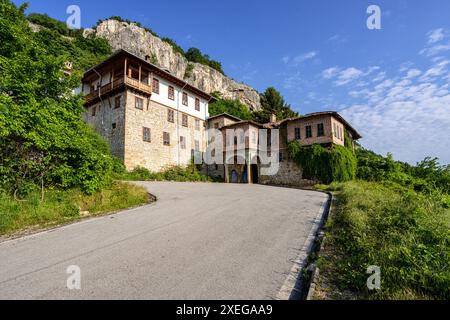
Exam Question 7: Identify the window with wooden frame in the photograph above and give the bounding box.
[182,114,188,127]
[143,127,151,142]
[182,92,188,106]
[294,127,301,140]
[167,109,174,123]
[195,140,200,152]
[317,123,324,137]
[168,86,175,100]
[333,123,337,137]
[114,96,121,109]
[339,126,343,140]
[305,125,312,138]
[180,136,186,149]
[195,119,200,130]
[163,132,170,146]
[135,97,144,110]
[195,98,200,111]
[152,78,159,94]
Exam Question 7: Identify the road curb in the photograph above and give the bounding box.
[276,189,332,300]
[305,191,334,300]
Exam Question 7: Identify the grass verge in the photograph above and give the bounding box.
[313,180,449,300]
[0,181,151,237]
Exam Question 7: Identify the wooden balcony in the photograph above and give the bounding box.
[84,76,152,105]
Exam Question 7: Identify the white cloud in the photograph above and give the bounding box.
[419,59,449,81]
[335,67,364,86]
[420,29,450,56]
[282,51,317,67]
[405,68,422,79]
[427,28,445,44]
[321,67,340,79]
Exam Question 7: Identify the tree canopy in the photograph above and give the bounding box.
[253,87,298,123]
[0,0,114,196]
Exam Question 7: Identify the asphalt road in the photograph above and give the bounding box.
[0,182,328,299]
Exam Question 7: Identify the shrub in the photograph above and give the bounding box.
[288,142,356,184]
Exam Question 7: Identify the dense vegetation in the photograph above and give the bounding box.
[253,87,298,123]
[288,142,357,184]
[209,87,298,123]
[316,180,449,299]
[208,96,254,120]
[0,0,149,234]
[314,148,450,299]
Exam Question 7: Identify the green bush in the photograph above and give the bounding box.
[0,0,114,195]
[288,142,356,184]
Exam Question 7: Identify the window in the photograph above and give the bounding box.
[168,86,175,100]
[152,78,159,94]
[195,119,200,130]
[339,127,343,140]
[317,123,324,137]
[135,97,144,110]
[114,96,121,109]
[333,123,337,137]
[182,92,188,106]
[143,127,151,142]
[180,136,186,149]
[305,125,312,138]
[112,123,117,130]
[167,109,174,123]
[234,136,238,145]
[195,98,200,111]
[279,152,284,162]
[195,140,200,151]
[240,132,245,144]
[182,114,188,127]
[294,127,301,140]
[163,132,170,146]
[252,131,257,143]
[91,106,96,116]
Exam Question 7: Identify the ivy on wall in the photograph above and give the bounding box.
[287,141,357,184]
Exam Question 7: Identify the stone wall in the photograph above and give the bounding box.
[259,159,317,188]
[83,93,126,160]
[123,90,206,171]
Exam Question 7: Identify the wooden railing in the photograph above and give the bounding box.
[84,76,152,104]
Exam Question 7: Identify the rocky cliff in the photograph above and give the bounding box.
[84,20,261,110]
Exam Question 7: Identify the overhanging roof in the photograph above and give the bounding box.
[83,49,215,101]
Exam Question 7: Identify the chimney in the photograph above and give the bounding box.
[270,113,277,123]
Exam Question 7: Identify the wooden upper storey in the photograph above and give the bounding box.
[82,50,213,107]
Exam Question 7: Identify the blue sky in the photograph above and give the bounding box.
[13,0,450,165]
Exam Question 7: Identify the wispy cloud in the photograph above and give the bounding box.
[427,28,445,44]
[420,28,450,56]
[283,51,318,66]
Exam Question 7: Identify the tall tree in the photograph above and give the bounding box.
[253,87,298,123]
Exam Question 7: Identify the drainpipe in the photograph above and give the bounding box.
[177,82,188,166]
